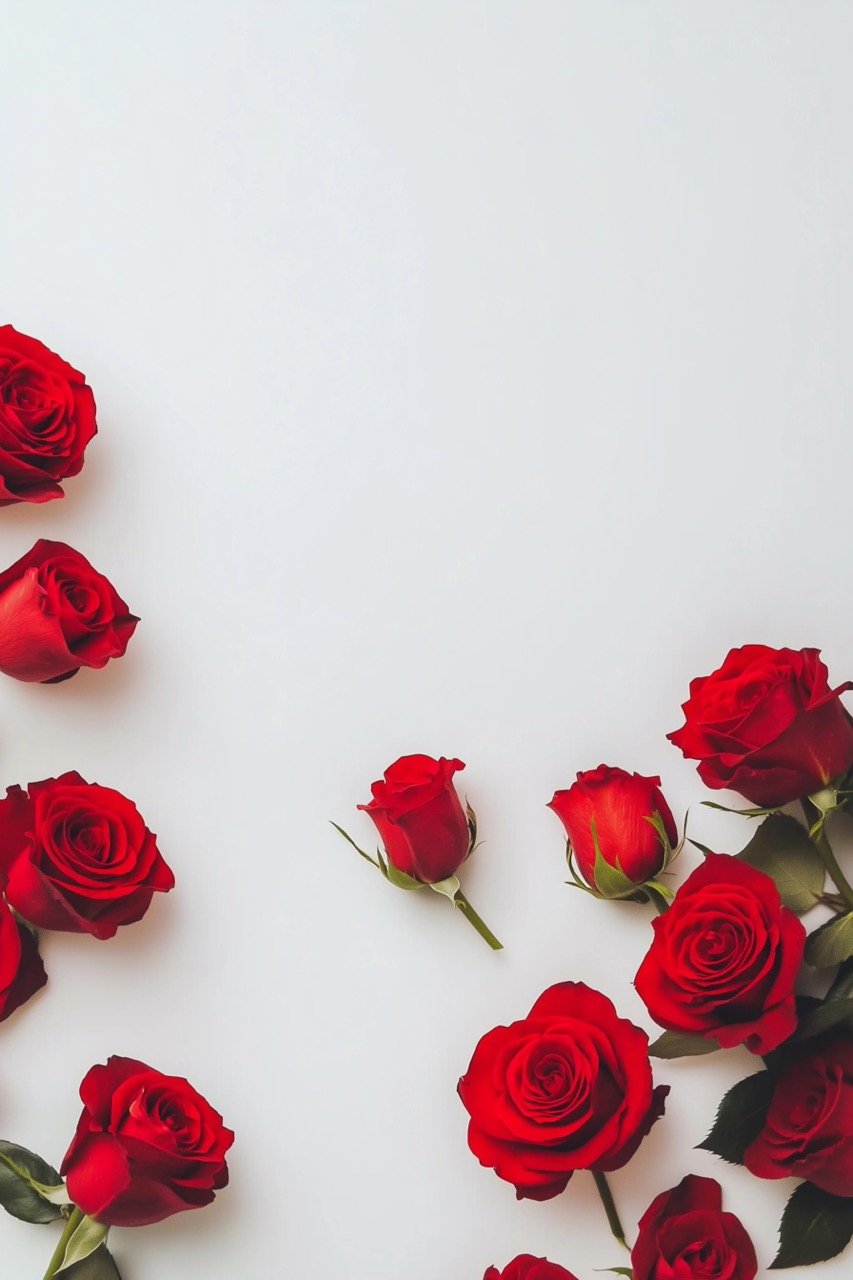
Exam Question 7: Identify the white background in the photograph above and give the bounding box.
[1,2,852,1276]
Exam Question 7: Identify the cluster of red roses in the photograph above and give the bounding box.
[0,327,233,1279]
[341,643,853,1275]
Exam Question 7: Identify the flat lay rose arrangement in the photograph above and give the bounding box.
[0,327,233,1278]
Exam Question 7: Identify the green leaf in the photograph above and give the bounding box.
[0,1142,65,1224]
[770,1182,853,1269]
[649,1029,719,1059]
[795,994,853,1041]
[57,1216,109,1273]
[805,912,853,969]
[62,1247,123,1280]
[698,1071,775,1164]
[736,813,824,914]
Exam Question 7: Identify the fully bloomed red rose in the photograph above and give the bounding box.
[548,765,677,896]
[744,1035,853,1196]
[484,1257,579,1280]
[458,982,668,1201]
[635,854,804,1054]
[0,326,97,505]
[0,540,138,683]
[0,772,174,939]
[668,645,853,807]
[631,1175,757,1280]
[0,896,46,1023]
[358,754,471,883]
[62,1056,234,1227]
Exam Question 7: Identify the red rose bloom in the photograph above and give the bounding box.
[548,765,677,895]
[632,1175,757,1280]
[62,1056,234,1227]
[0,540,138,683]
[484,1256,579,1280]
[458,982,668,1201]
[635,854,805,1054]
[0,896,47,1023]
[0,772,174,940]
[0,326,97,505]
[358,754,471,883]
[744,1036,853,1196]
[668,645,853,807]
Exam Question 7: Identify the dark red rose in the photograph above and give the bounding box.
[548,765,677,896]
[358,754,471,883]
[458,982,668,1201]
[484,1256,579,1280]
[668,645,853,807]
[0,326,97,505]
[0,539,138,683]
[62,1056,234,1227]
[635,854,804,1054]
[0,772,174,940]
[0,896,46,1023]
[632,1175,758,1280]
[744,1036,853,1196]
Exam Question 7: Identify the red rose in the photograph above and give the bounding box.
[0,326,97,505]
[631,1175,757,1280]
[0,772,174,940]
[62,1056,234,1227]
[635,854,805,1054]
[458,982,668,1201]
[668,645,853,807]
[744,1036,853,1196]
[484,1256,579,1280]
[0,896,46,1023]
[548,765,677,896]
[0,539,138,683]
[358,754,471,883]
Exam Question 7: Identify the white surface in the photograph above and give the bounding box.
[1,2,852,1276]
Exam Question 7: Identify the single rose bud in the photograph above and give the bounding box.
[548,765,677,899]
[484,1256,580,1280]
[0,539,138,683]
[631,1175,757,1280]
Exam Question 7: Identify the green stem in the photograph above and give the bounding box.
[42,1207,83,1280]
[592,1170,629,1251]
[803,802,853,912]
[645,885,671,915]
[453,891,503,950]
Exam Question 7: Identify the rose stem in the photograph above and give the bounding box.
[452,891,503,950]
[645,886,670,915]
[591,1170,629,1251]
[802,800,853,912]
[42,1206,83,1280]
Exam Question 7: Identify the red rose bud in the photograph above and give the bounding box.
[0,896,47,1023]
[62,1056,234,1227]
[0,772,174,940]
[458,982,668,1201]
[548,765,677,899]
[744,1035,853,1197]
[635,854,805,1055]
[484,1257,579,1280]
[0,539,138,683]
[0,326,97,505]
[631,1175,757,1280]
[668,644,853,808]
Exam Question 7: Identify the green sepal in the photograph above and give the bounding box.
[805,911,853,969]
[735,813,824,915]
[697,1070,774,1165]
[649,1029,719,1059]
[429,876,461,902]
[701,800,779,818]
[56,1216,110,1273]
[599,1269,633,1277]
[0,1141,67,1224]
[329,822,382,870]
[770,1182,853,1269]
[62,1247,123,1280]
[377,851,423,891]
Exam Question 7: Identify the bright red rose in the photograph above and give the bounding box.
[0,772,174,940]
[548,765,677,896]
[668,645,853,807]
[62,1056,234,1227]
[0,896,46,1023]
[632,1175,757,1280]
[744,1036,853,1196]
[0,326,97,505]
[358,754,471,884]
[0,540,138,683]
[458,982,668,1201]
[484,1256,579,1280]
[635,854,804,1054]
